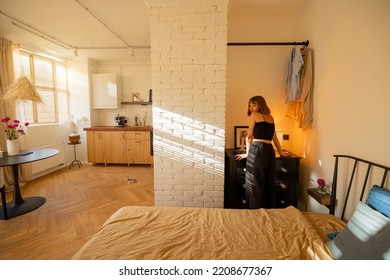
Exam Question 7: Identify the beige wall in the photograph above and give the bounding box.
[227,5,303,151]
[226,0,390,214]
[297,0,390,215]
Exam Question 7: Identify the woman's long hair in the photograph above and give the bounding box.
[247,95,271,116]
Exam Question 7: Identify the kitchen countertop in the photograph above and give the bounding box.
[84,126,153,131]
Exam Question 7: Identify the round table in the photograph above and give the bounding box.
[0,148,59,220]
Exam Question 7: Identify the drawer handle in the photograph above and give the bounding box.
[281,167,288,173]
[280,183,287,189]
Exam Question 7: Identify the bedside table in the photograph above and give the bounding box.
[307,188,337,208]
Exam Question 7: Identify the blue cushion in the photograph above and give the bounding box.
[327,201,390,260]
[327,231,339,240]
[366,185,390,217]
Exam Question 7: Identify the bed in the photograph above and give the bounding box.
[72,155,390,260]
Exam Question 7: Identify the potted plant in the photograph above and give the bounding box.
[65,115,88,144]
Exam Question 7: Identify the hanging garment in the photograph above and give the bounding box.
[298,48,313,130]
[285,47,304,103]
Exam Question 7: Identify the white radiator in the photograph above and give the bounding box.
[26,124,67,175]
[31,142,65,174]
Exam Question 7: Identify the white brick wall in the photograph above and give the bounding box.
[147,0,228,208]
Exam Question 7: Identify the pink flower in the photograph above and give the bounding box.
[1,117,10,123]
[1,117,29,140]
[317,178,326,187]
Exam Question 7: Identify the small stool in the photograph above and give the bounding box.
[68,142,82,169]
[0,184,7,220]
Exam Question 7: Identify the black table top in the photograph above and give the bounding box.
[0,148,59,168]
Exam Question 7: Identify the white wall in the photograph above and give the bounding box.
[67,59,93,163]
[149,0,228,208]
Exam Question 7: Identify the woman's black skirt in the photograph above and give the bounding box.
[244,141,276,209]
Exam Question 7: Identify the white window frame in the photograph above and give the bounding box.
[14,50,69,124]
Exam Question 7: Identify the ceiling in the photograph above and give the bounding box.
[0,0,306,64]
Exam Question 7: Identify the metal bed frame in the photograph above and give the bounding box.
[330,155,390,220]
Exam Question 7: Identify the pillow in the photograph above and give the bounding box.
[327,201,390,260]
[327,231,339,240]
[366,185,390,217]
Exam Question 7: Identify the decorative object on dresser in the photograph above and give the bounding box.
[224,149,301,209]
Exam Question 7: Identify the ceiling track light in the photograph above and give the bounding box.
[0,10,74,49]
[11,21,75,50]
[1,9,149,56]
[75,0,134,50]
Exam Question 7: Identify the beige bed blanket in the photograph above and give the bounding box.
[72,206,343,260]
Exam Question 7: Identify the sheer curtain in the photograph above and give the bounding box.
[0,37,32,191]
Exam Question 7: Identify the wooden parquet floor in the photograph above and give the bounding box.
[0,163,154,260]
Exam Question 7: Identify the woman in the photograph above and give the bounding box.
[235,96,288,209]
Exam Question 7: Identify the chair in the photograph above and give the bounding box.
[0,185,7,220]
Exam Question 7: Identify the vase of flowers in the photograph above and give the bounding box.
[316,178,328,194]
[65,115,88,143]
[1,117,29,156]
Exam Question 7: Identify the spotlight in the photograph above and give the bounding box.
[129,48,134,56]
[73,49,78,57]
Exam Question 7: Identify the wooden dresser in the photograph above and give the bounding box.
[224,149,301,209]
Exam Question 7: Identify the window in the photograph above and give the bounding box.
[13,50,69,124]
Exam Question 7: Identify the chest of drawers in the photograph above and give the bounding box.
[224,149,301,209]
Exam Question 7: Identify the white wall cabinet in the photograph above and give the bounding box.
[92,73,122,109]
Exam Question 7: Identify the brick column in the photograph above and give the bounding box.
[147,0,228,207]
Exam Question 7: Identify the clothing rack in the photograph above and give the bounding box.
[227,40,309,47]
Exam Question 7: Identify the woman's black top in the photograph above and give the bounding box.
[253,121,275,140]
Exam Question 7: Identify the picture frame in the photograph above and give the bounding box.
[234,126,248,150]
[132,92,140,101]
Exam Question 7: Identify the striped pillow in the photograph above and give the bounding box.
[327,201,390,260]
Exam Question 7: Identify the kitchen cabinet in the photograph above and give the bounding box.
[85,127,153,165]
[126,131,153,164]
[91,73,122,109]
[87,131,104,163]
[224,149,301,209]
[86,131,127,164]
[103,131,127,164]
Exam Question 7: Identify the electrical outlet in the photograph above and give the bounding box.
[283,134,290,140]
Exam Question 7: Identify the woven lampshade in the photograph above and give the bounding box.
[2,76,42,103]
